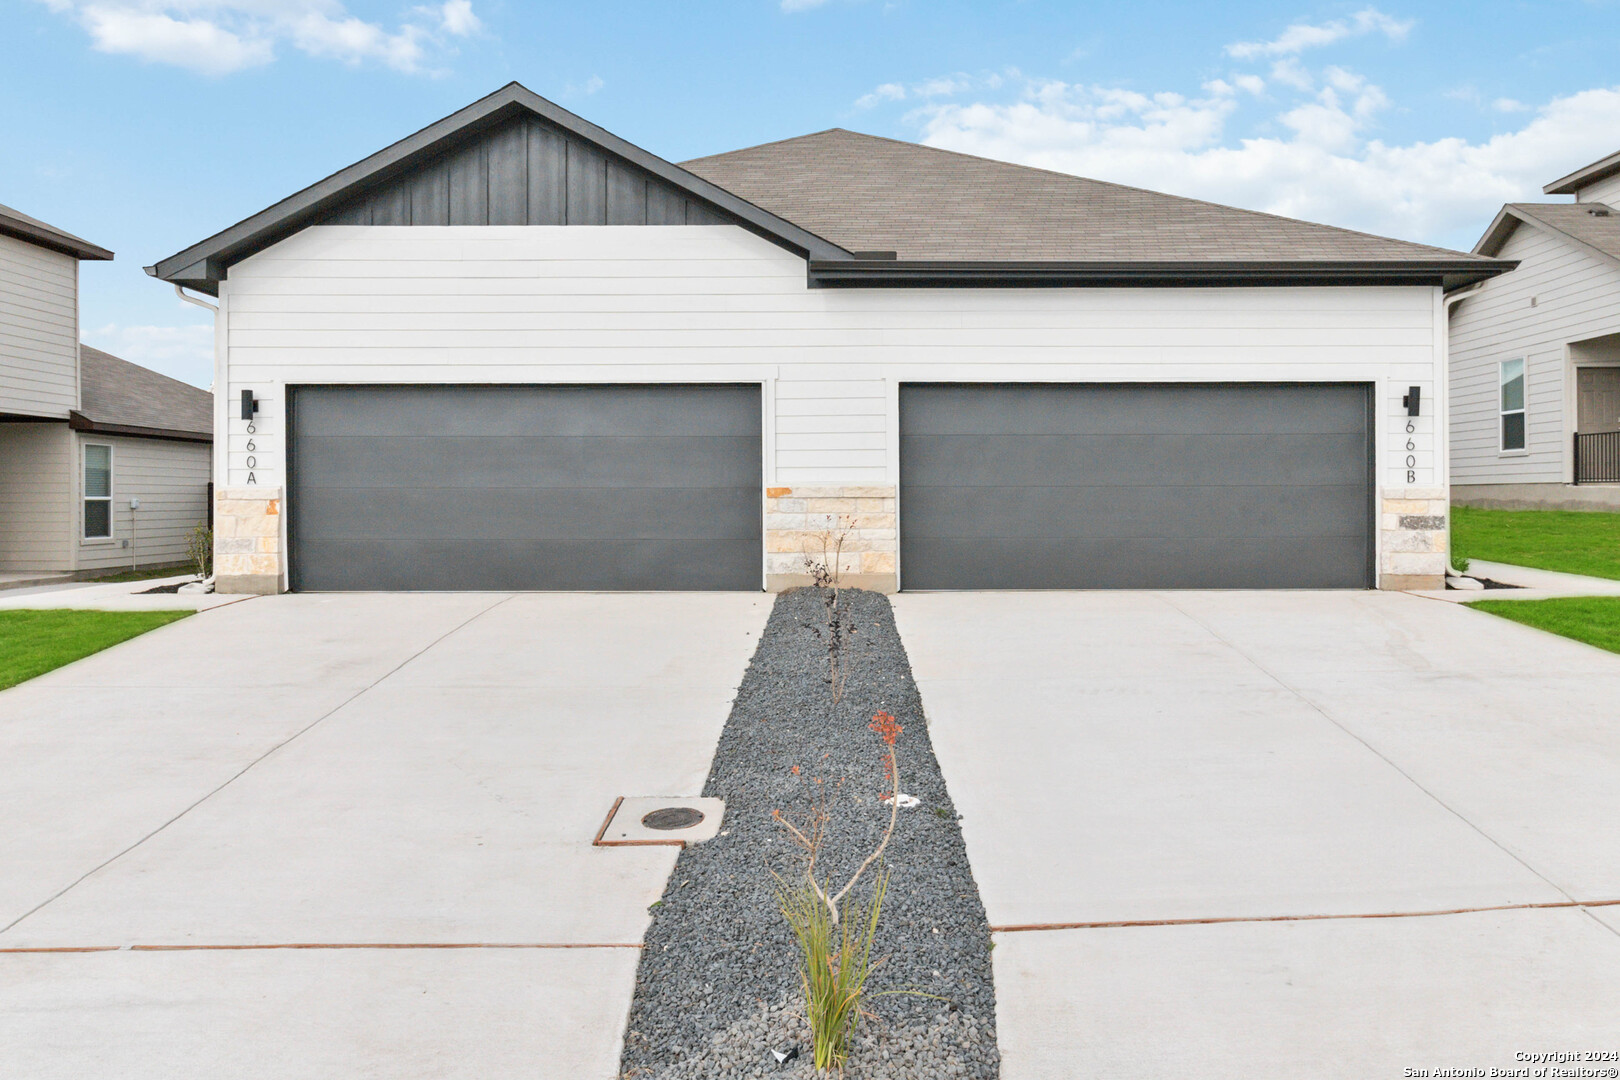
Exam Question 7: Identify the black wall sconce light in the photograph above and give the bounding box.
[240,389,260,421]
[1402,386,1422,416]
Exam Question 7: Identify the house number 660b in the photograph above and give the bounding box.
[1406,420,1417,483]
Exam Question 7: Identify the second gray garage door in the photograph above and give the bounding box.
[288,384,761,591]
[899,383,1373,589]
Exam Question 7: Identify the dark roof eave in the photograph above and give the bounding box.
[807,258,1518,291]
[149,83,851,296]
[68,411,211,443]
[0,220,113,261]
[1544,149,1620,195]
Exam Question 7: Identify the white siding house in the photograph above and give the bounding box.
[0,204,213,578]
[151,84,1511,595]
[1450,148,1620,508]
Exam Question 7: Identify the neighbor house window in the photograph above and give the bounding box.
[1500,359,1526,452]
[83,444,112,539]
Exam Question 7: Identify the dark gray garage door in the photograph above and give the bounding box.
[288,385,761,590]
[899,383,1373,589]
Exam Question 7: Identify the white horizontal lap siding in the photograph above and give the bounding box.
[225,226,1438,490]
[74,435,211,572]
[1449,222,1620,485]
[0,235,78,419]
[1576,175,1620,206]
[0,424,72,571]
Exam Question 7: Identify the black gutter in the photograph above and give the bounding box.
[807,258,1518,291]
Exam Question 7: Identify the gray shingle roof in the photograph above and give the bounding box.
[0,201,113,261]
[682,129,1489,264]
[78,345,212,439]
[1479,202,1620,265]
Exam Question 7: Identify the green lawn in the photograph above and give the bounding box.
[1469,597,1620,656]
[1451,506,1620,580]
[0,609,192,691]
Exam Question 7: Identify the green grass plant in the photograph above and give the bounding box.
[1452,506,1620,580]
[776,866,891,1072]
[0,609,191,691]
[1468,597,1620,656]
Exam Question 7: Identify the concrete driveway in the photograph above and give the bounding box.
[0,592,769,1078]
[893,590,1620,1079]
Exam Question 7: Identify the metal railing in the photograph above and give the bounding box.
[1575,430,1620,484]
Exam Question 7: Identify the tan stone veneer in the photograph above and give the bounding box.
[765,485,898,593]
[215,486,284,595]
[1379,487,1449,591]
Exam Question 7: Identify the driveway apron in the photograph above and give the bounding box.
[893,589,1620,1079]
[0,592,769,1079]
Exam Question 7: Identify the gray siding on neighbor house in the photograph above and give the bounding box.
[1450,221,1620,485]
[73,434,212,572]
[0,422,73,571]
[0,233,78,419]
[320,116,733,230]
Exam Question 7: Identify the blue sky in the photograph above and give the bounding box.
[6,0,1620,388]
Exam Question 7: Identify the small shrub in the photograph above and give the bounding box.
[803,518,856,705]
[186,522,214,580]
[773,712,907,1072]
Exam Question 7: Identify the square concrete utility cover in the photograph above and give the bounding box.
[595,797,724,848]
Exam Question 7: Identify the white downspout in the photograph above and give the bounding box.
[174,284,217,313]
[1442,281,1487,579]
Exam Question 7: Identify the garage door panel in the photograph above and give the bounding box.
[899,384,1372,590]
[289,385,761,591]
[903,535,1371,590]
[294,539,762,591]
[294,385,762,438]
[902,384,1369,436]
[296,434,763,488]
[902,483,1371,539]
[901,432,1370,488]
[296,485,760,541]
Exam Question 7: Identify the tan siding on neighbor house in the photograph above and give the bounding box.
[0,233,78,419]
[1576,174,1620,206]
[0,422,74,571]
[1450,220,1620,484]
[73,434,212,572]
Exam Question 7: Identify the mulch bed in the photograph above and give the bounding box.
[619,587,999,1079]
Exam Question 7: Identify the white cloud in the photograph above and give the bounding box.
[437,0,478,35]
[853,70,1013,110]
[1494,97,1529,113]
[780,0,829,10]
[563,74,604,98]
[1232,74,1266,96]
[1226,7,1413,59]
[42,0,481,75]
[910,73,1620,248]
[1269,57,1313,91]
[86,322,214,389]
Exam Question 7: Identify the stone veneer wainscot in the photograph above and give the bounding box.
[214,486,283,595]
[764,485,897,593]
[1379,487,1449,591]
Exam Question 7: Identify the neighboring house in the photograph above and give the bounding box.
[1450,148,1620,509]
[0,203,212,577]
[148,83,1511,596]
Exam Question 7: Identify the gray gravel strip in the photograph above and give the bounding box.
[620,587,999,1079]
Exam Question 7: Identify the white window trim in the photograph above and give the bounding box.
[1499,358,1528,456]
[82,441,115,543]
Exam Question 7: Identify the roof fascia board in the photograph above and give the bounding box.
[149,83,850,294]
[807,258,1517,291]
[0,219,113,261]
[68,411,210,443]
[1545,149,1620,195]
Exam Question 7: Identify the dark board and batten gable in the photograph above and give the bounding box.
[320,115,735,229]
[147,82,850,295]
